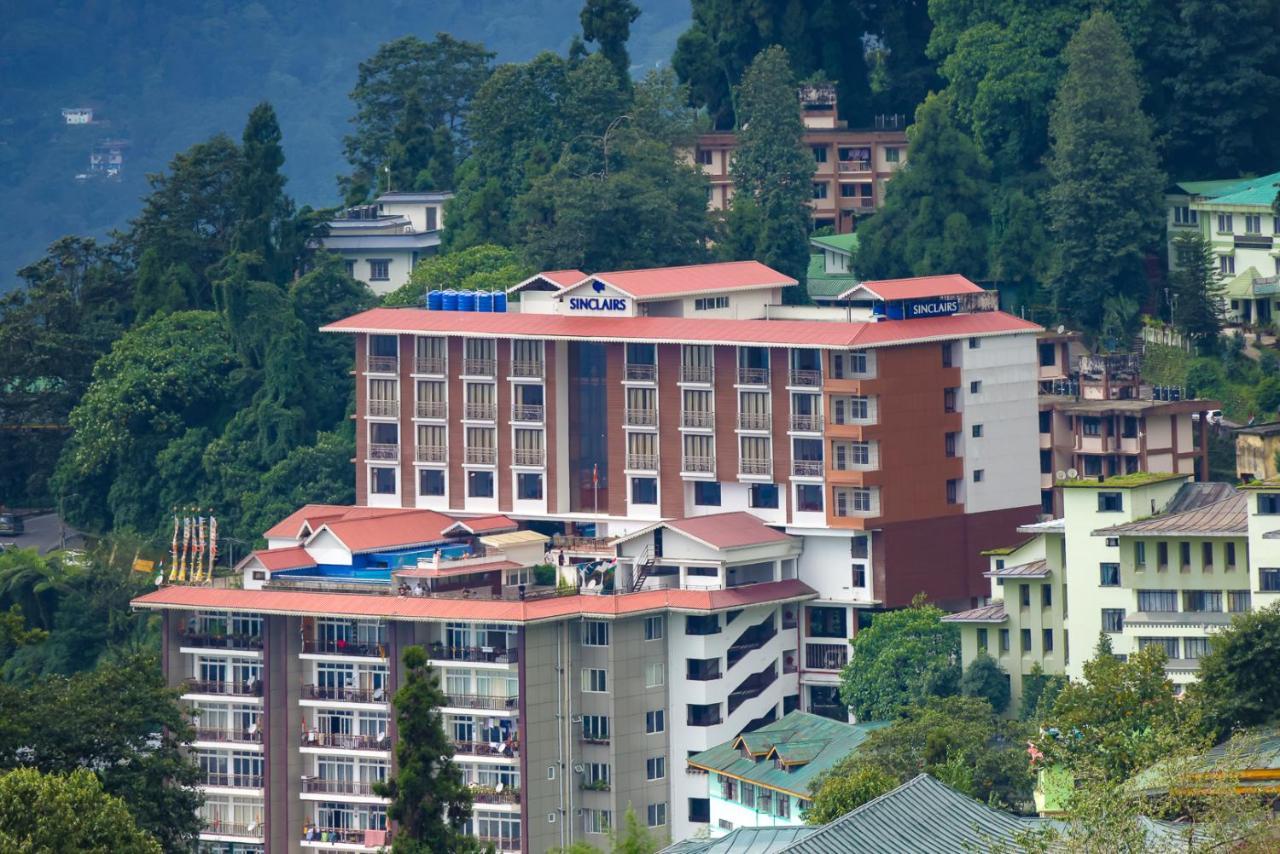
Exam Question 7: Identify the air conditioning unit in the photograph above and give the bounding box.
[573,764,584,773]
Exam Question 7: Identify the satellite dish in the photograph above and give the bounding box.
[1057,325,1065,334]
[1067,468,1079,479]
[1056,471,1067,481]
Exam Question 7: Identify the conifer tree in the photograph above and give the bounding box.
[232,102,294,283]
[1170,232,1225,345]
[580,0,640,83]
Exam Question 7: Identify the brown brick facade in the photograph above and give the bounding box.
[713,346,737,481]
[354,333,368,505]
[398,335,415,507]
[496,339,513,513]
[447,338,465,506]
[657,343,684,518]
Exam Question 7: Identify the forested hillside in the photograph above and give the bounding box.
[0,0,689,288]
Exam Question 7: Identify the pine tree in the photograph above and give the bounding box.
[375,646,478,853]
[726,46,813,298]
[231,102,294,283]
[580,0,640,83]
[1046,12,1165,335]
[1171,231,1225,345]
[387,92,455,193]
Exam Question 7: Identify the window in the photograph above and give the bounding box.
[1158,541,1169,567]
[1264,569,1280,592]
[584,809,612,834]
[1102,608,1125,633]
[646,757,666,781]
[1217,213,1233,234]
[941,343,954,368]
[370,467,396,495]
[970,469,983,484]
[969,380,982,395]
[1041,585,1053,608]
[581,668,608,693]
[885,147,900,163]
[646,709,665,734]
[344,259,356,277]
[749,482,779,509]
[944,388,957,412]
[968,337,980,350]
[467,470,494,498]
[812,146,828,163]
[694,296,730,311]
[1043,629,1054,652]
[418,468,444,497]
[1184,637,1210,660]
[689,798,710,824]
[647,803,667,828]
[946,478,960,505]
[776,795,791,819]
[1097,492,1123,512]
[971,424,983,439]
[1229,590,1252,612]
[852,564,866,587]
[686,614,719,635]
[645,662,665,688]
[694,481,721,506]
[1020,629,1032,653]
[424,206,438,231]
[812,183,828,199]
[840,183,858,198]
[696,149,713,166]
[807,606,847,639]
[582,715,609,741]
[977,628,989,651]
[1135,541,1146,567]
[1260,495,1280,515]
[1100,563,1121,586]
[517,473,543,500]
[1226,542,1237,567]
[945,432,958,457]
[1245,214,1262,234]
[644,616,664,641]
[368,259,391,281]
[581,621,609,646]
[631,477,657,505]
[1219,255,1236,276]
[1019,584,1031,608]
[999,629,1010,652]
[1138,637,1179,658]
[1183,590,1222,612]
[796,484,823,512]
[1173,205,1198,226]
[1137,590,1178,612]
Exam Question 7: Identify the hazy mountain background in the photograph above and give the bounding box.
[0,0,689,290]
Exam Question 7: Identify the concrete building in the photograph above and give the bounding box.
[690,85,907,234]
[318,192,451,296]
[1235,421,1280,482]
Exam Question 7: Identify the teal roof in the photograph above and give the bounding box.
[805,254,859,299]
[1172,177,1255,198]
[809,233,858,254]
[1196,170,1280,208]
[659,827,817,854]
[687,711,885,798]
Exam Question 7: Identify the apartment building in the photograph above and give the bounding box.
[318,192,451,295]
[1166,171,1280,324]
[945,472,1280,713]
[690,84,908,234]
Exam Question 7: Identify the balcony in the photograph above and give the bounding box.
[194,727,262,745]
[302,684,387,704]
[462,358,496,377]
[682,410,714,428]
[739,459,772,477]
[415,400,446,419]
[302,828,388,847]
[681,365,713,384]
[443,693,519,711]
[836,159,871,174]
[513,448,545,467]
[727,622,777,669]
[367,356,397,374]
[464,403,497,421]
[416,445,446,463]
[367,400,398,418]
[472,787,521,805]
[511,359,543,378]
[465,447,496,465]
[429,642,519,664]
[302,638,387,658]
[301,732,390,751]
[184,679,263,698]
[792,460,823,477]
[737,367,769,386]
[368,443,399,461]
[1235,233,1274,250]
[788,369,822,387]
[687,705,723,727]
[452,740,518,759]
[180,631,263,652]
[626,452,658,471]
[687,661,722,681]
[301,777,385,797]
[476,836,520,851]
[728,666,778,714]
[625,363,657,382]
[682,455,715,474]
[201,821,263,840]
[201,772,263,790]
[414,356,445,375]
[790,414,822,432]
[511,404,543,423]
[806,642,849,670]
[625,408,657,427]
[737,412,771,431]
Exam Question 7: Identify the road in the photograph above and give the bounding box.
[5,513,84,555]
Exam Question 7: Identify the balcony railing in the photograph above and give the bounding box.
[682,455,715,474]
[513,448,544,467]
[464,403,497,421]
[727,623,777,669]
[462,357,496,377]
[792,460,823,477]
[416,445,447,463]
[367,400,398,418]
[302,828,388,846]
[739,459,772,477]
[465,447,496,465]
[368,443,399,461]
[302,684,387,704]
[201,772,263,789]
[737,412,771,430]
[687,664,722,681]
[625,364,657,382]
[367,356,397,373]
[301,777,384,797]
[728,667,778,714]
[194,727,262,744]
[414,356,445,375]
[452,740,518,759]
[806,642,849,670]
[301,639,387,658]
[1235,233,1274,249]
[687,707,723,727]
[415,400,446,419]
[429,642,519,664]
[790,414,822,432]
[184,679,263,698]
[836,160,871,173]
[301,731,390,751]
[443,692,519,710]
[201,820,263,839]
[682,410,714,428]
[789,369,822,387]
[738,367,769,385]
[625,408,657,427]
[626,453,658,471]
[511,404,543,423]
[180,631,263,651]
[511,359,543,378]
[681,365,713,384]
[476,836,520,850]
[472,787,521,804]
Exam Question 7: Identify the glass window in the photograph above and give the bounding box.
[1099,563,1121,586]
[1098,492,1123,512]
[631,477,657,505]
[999,629,1010,652]
[370,467,396,495]
[1043,629,1054,652]
[1137,590,1177,612]
[647,803,667,828]
[581,621,609,646]
[582,715,609,741]
[796,484,823,512]
[645,662,665,688]
[1182,590,1222,612]
[1229,590,1252,612]
[1135,541,1146,567]
[467,470,494,498]
[1259,495,1280,514]
[807,606,846,638]
[1263,569,1280,592]
[749,482,779,509]
[645,709,665,734]
[1138,637,1179,659]
[368,259,390,281]
[1184,637,1210,659]
[646,757,666,780]
[582,668,607,693]
[644,616,664,641]
[1020,629,1032,652]
[694,481,721,506]
[418,468,444,497]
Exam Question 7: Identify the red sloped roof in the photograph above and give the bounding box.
[322,307,1041,350]
[541,270,587,288]
[590,260,797,300]
[131,579,816,623]
[857,274,984,301]
[444,515,519,535]
[262,504,353,539]
[665,512,793,550]
[316,508,459,554]
[250,547,316,571]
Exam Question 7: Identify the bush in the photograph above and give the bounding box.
[959,652,1011,714]
[532,564,556,587]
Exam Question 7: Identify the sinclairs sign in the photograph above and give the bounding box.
[566,279,630,313]
[884,296,961,320]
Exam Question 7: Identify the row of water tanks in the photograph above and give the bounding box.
[424,289,509,312]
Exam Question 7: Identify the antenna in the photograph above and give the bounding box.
[1067,468,1078,479]
[1055,471,1067,481]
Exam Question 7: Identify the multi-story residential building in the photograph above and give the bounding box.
[1166,171,1280,324]
[946,472,1270,712]
[690,84,908,234]
[1236,421,1280,481]
[318,192,451,295]
[806,234,859,304]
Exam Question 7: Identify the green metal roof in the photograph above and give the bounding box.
[1172,177,1254,198]
[687,711,885,798]
[659,827,818,854]
[805,254,859,299]
[1197,170,1280,208]
[809,233,859,254]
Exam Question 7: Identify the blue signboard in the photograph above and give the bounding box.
[884,296,961,320]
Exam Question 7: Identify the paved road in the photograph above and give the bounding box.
[4,513,84,555]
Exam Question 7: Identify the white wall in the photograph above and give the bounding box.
[958,334,1040,514]
[795,531,872,604]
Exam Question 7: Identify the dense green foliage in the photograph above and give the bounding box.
[838,598,961,720]
[386,244,533,307]
[1190,603,1280,740]
[1170,232,1226,344]
[803,763,897,825]
[1019,662,1066,722]
[0,767,162,854]
[1142,341,1280,424]
[959,651,1011,714]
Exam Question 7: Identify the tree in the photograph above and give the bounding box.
[231,102,294,283]
[1191,603,1280,740]
[0,768,162,854]
[387,92,456,194]
[804,763,897,825]
[237,429,356,543]
[839,596,960,720]
[375,646,478,853]
[1171,232,1225,345]
[580,0,641,83]
[385,244,532,308]
[1019,663,1066,722]
[959,652,1011,714]
[1045,12,1165,334]
[724,46,813,293]
[855,92,992,282]
[611,804,663,854]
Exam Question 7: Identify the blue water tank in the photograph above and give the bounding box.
[476,291,493,312]
[458,290,476,312]
[441,290,459,311]
[427,290,443,311]
[494,292,508,313]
